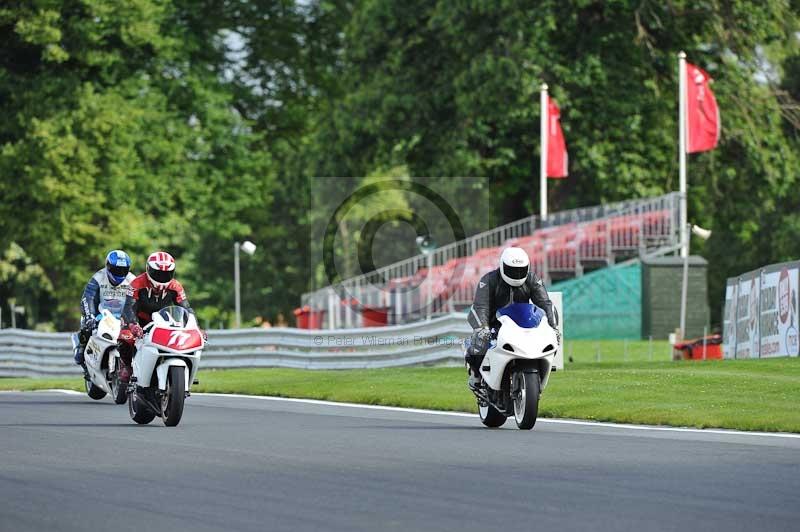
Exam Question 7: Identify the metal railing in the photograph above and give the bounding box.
[302,193,679,329]
[0,315,472,377]
[0,294,564,377]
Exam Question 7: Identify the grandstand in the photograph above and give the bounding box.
[300,193,681,330]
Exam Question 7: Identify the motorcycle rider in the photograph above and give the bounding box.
[125,251,194,326]
[115,251,195,382]
[465,246,559,390]
[74,250,135,377]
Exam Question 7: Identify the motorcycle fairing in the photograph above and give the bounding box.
[480,314,557,391]
[151,327,203,353]
[83,310,122,394]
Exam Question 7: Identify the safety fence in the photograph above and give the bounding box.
[0,315,473,378]
[0,294,565,377]
[301,193,679,329]
[722,260,800,359]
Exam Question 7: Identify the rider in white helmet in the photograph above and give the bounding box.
[465,247,559,390]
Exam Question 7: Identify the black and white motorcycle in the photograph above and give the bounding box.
[468,303,558,430]
[71,309,128,404]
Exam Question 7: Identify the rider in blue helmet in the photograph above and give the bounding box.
[73,250,136,376]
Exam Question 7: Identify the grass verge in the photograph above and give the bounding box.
[2,358,798,433]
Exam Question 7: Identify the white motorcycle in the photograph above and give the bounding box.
[71,309,128,404]
[128,306,204,427]
[469,303,558,430]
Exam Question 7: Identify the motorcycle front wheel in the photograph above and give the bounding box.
[161,366,185,427]
[512,371,540,430]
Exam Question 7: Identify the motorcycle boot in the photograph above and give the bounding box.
[118,342,134,383]
[73,329,90,365]
[465,353,484,392]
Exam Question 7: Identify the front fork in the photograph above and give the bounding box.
[127,376,192,418]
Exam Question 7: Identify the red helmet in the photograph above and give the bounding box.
[146,251,176,290]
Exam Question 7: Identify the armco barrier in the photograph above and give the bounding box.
[0,295,563,377]
[0,314,472,378]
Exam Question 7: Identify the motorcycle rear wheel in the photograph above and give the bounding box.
[110,373,127,405]
[128,387,156,424]
[513,371,540,430]
[161,366,185,427]
[85,379,106,400]
[478,400,506,428]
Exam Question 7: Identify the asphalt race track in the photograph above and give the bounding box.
[1,391,799,532]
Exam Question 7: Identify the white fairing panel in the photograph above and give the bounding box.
[480,315,558,392]
[84,310,122,394]
[133,309,203,390]
[133,344,161,388]
[156,359,190,391]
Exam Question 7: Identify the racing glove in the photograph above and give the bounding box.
[469,327,492,357]
[128,323,143,339]
[82,316,97,332]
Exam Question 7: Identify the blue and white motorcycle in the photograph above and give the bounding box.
[469,303,559,430]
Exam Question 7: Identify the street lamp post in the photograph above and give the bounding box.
[416,235,437,322]
[234,240,257,328]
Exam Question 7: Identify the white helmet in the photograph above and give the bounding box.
[499,247,530,287]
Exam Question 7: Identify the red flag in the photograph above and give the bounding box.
[685,62,720,153]
[546,97,568,178]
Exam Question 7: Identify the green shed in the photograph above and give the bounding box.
[641,256,710,340]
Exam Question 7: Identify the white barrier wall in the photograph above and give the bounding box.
[0,295,563,377]
[722,261,800,359]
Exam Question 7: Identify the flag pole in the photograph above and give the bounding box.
[678,51,688,258]
[540,83,548,222]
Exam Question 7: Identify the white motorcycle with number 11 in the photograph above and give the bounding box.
[128,306,204,427]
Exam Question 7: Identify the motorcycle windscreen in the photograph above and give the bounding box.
[496,303,544,329]
[99,298,124,319]
[158,305,191,326]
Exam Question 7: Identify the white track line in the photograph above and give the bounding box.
[0,389,84,396]
[7,389,800,440]
[195,392,800,440]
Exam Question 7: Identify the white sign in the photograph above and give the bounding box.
[759,267,799,357]
[724,262,800,359]
[722,282,737,359]
[734,274,759,359]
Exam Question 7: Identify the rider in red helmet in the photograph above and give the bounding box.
[127,251,193,326]
[118,251,194,380]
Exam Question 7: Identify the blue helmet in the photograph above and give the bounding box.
[105,250,131,286]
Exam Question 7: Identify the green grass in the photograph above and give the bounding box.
[564,339,673,363]
[2,358,799,433]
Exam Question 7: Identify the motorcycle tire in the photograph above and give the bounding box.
[129,387,156,425]
[110,373,127,405]
[162,366,185,427]
[513,371,540,430]
[85,379,106,400]
[478,400,506,428]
